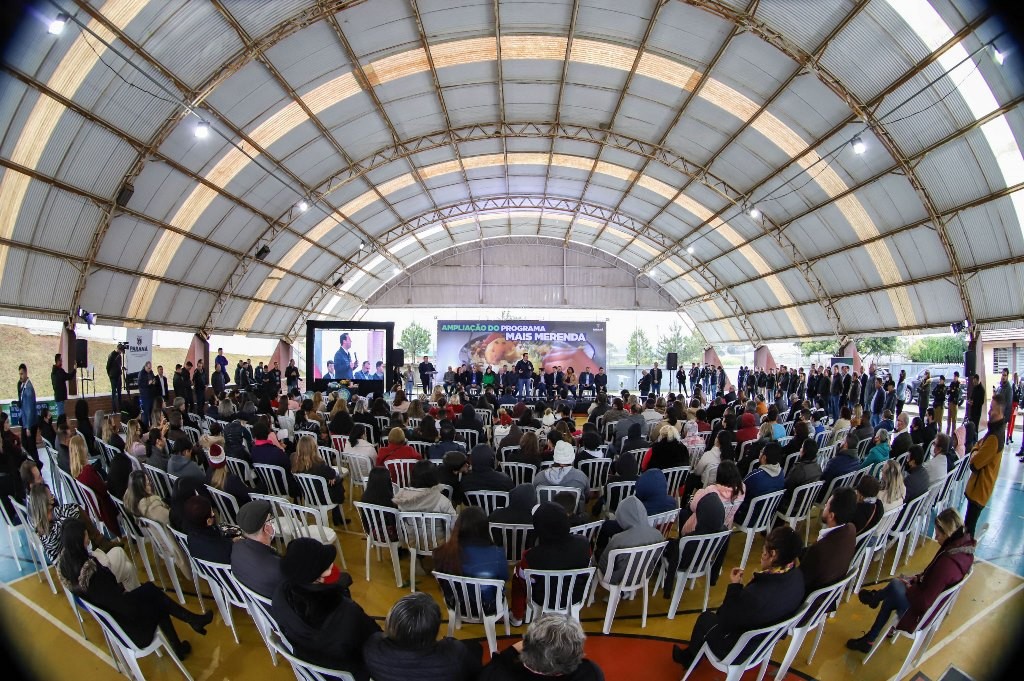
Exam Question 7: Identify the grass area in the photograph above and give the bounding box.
[0,324,268,401]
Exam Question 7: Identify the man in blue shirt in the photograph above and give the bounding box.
[354,361,373,380]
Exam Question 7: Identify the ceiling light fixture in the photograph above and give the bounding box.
[194,120,210,139]
[48,13,68,35]
[686,245,695,254]
[254,244,271,261]
[851,135,866,154]
[358,240,366,250]
[747,204,761,220]
[333,275,344,288]
[296,200,309,212]
[392,266,403,276]
[991,44,1005,65]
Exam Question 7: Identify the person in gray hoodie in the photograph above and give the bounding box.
[167,440,205,482]
[533,441,589,511]
[597,495,665,582]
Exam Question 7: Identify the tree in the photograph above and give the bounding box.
[856,336,899,363]
[656,322,703,364]
[626,328,655,366]
[399,322,432,360]
[797,340,839,357]
[906,335,967,363]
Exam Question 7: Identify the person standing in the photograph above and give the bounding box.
[106,347,123,413]
[403,365,416,396]
[650,362,663,396]
[895,369,907,417]
[51,354,69,418]
[931,375,947,432]
[917,371,931,422]
[1008,373,1021,446]
[214,348,229,378]
[18,363,38,458]
[152,365,169,404]
[192,359,208,412]
[284,359,300,394]
[138,361,155,429]
[418,355,435,394]
[267,361,281,397]
[966,373,985,428]
[946,371,962,436]
[829,366,843,421]
[514,354,533,398]
[964,396,1005,537]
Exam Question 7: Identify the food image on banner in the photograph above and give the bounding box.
[436,321,606,376]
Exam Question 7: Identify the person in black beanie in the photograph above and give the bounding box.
[271,538,380,680]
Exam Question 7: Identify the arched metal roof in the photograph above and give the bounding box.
[0,0,1021,344]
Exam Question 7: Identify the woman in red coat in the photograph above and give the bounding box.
[735,412,759,447]
[847,507,974,652]
[70,434,121,537]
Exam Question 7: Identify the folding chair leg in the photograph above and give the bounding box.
[667,574,685,619]
[703,572,712,612]
[863,613,897,664]
[641,584,650,629]
[160,633,195,681]
[896,634,927,681]
[808,618,828,663]
[890,536,907,576]
[756,655,772,681]
[7,527,23,572]
[137,542,154,583]
[484,618,498,654]
[739,530,755,569]
[775,627,806,679]
[602,588,621,635]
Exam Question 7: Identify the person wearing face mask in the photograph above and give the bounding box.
[230,500,283,599]
[272,538,381,680]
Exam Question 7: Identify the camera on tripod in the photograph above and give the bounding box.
[116,341,129,352]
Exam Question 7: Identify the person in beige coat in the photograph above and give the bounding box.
[123,471,193,580]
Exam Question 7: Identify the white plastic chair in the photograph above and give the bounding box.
[662,465,690,498]
[776,480,825,543]
[816,444,837,470]
[294,473,341,524]
[205,485,241,526]
[74,479,116,540]
[236,580,287,665]
[606,480,636,513]
[384,459,418,490]
[340,452,372,507]
[734,489,786,569]
[317,445,342,469]
[225,457,254,486]
[852,505,904,594]
[137,518,187,604]
[537,485,581,509]
[78,598,194,681]
[523,567,596,623]
[433,571,511,654]
[144,464,173,501]
[578,458,612,495]
[862,569,974,681]
[880,494,930,575]
[500,461,536,486]
[818,469,861,507]
[353,502,403,587]
[465,490,509,516]
[111,496,154,582]
[254,463,290,498]
[499,445,521,462]
[489,522,533,564]
[271,497,347,568]
[191,558,247,644]
[456,429,480,449]
[665,529,732,616]
[774,574,855,678]
[0,497,32,572]
[569,519,604,547]
[648,508,681,539]
[407,441,431,457]
[591,541,667,634]
[682,608,804,681]
[182,426,201,446]
[399,511,453,592]
[268,632,356,680]
[10,500,57,594]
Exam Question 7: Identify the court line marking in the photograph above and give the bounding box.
[0,579,117,670]
[882,580,1024,681]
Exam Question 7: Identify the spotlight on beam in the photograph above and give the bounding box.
[254,244,271,260]
[48,13,68,35]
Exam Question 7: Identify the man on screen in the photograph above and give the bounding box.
[323,360,336,381]
[333,333,357,380]
[354,361,373,380]
[375,361,386,380]
[419,355,436,393]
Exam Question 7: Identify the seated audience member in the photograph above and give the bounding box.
[595,496,664,582]
[462,445,514,494]
[105,439,136,501]
[784,439,822,503]
[345,424,378,469]
[817,433,861,500]
[734,443,785,522]
[533,441,589,511]
[376,428,422,473]
[800,487,857,594]
[230,500,282,599]
[183,495,234,564]
[428,423,464,460]
[672,526,805,669]
[250,421,299,498]
[642,425,688,472]
[489,483,537,526]
[291,434,344,524]
[168,441,205,482]
[615,422,650,459]
[924,433,951,485]
[853,476,885,534]
[57,518,212,661]
[735,412,759,448]
[635,468,678,516]
[69,434,121,538]
[862,429,890,468]
[682,460,745,534]
[878,459,907,512]
[510,502,592,624]
[272,538,379,679]
[433,506,509,610]
[478,614,603,681]
[575,430,605,463]
[662,488,728,598]
[436,450,469,507]
[363,592,482,681]
[205,444,251,509]
[903,445,929,502]
[847,508,975,653]
[395,460,457,517]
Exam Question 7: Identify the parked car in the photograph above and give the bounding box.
[906,365,965,405]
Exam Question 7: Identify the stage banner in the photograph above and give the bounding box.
[436,320,606,375]
[125,330,153,374]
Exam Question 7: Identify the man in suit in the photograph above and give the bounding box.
[800,487,857,595]
[891,411,912,459]
[650,362,663,396]
[418,355,435,393]
[152,365,169,402]
[578,366,595,397]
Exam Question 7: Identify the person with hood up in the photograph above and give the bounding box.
[272,538,380,680]
[635,468,678,516]
[534,441,589,511]
[510,502,592,625]
[616,421,650,460]
[735,411,759,448]
[462,445,514,493]
[662,488,728,598]
[734,443,785,522]
[489,483,538,525]
[596,495,665,582]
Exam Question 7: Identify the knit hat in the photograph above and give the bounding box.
[281,537,336,584]
[236,500,272,534]
[553,440,575,465]
[207,444,226,468]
